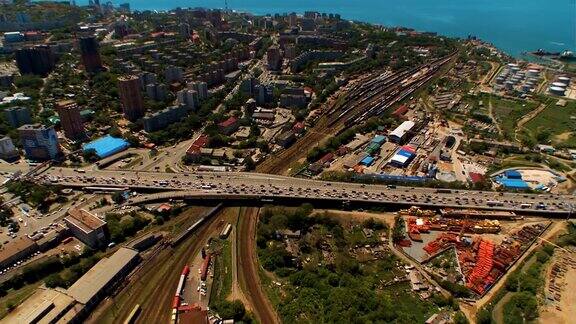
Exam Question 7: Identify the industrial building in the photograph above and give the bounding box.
[66,247,140,308]
[0,236,38,269]
[388,121,416,143]
[82,135,130,159]
[276,130,296,148]
[493,170,530,190]
[185,134,209,161]
[2,287,78,324]
[64,208,109,248]
[389,146,417,168]
[4,248,141,323]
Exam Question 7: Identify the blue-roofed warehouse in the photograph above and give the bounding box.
[83,135,130,159]
[371,135,386,145]
[496,177,530,190]
[360,156,374,166]
[504,170,522,179]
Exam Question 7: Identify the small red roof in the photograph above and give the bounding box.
[393,105,409,116]
[157,203,172,212]
[469,172,485,183]
[186,134,209,155]
[318,153,334,164]
[401,145,416,153]
[292,122,305,132]
[218,116,238,128]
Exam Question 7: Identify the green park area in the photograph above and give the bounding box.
[489,95,539,141]
[524,99,576,148]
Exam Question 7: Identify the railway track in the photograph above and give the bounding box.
[257,53,456,175]
[237,207,280,324]
[89,208,225,324]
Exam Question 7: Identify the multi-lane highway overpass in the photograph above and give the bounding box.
[25,166,576,217]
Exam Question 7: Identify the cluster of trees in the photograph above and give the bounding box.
[392,215,405,243]
[307,127,357,163]
[45,254,101,288]
[0,199,15,227]
[307,117,394,163]
[471,113,494,124]
[105,212,151,243]
[211,300,252,322]
[6,181,63,212]
[257,205,438,323]
[438,279,471,298]
[362,217,387,231]
[0,251,97,295]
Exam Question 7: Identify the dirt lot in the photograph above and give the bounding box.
[538,248,576,324]
[312,209,397,227]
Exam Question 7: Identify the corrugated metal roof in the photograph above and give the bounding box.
[66,248,139,304]
[389,121,415,139]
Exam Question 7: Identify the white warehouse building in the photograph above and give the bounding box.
[388,120,415,143]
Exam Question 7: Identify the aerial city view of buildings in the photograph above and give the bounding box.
[0,1,575,324]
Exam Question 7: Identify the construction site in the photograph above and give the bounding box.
[396,207,550,297]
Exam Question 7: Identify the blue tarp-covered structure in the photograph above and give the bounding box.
[504,170,522,179]
[495,177,530,190]
[360,156,374,166]
[83,135,130,159]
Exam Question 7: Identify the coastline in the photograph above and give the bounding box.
[63,0,575,59]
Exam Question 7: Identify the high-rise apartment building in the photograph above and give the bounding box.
[15,45,55,76]
[79,36,103,73]
[18,124,61,161]
[267,46,282,71]
[118,75,145,121]
[56,100,85,140]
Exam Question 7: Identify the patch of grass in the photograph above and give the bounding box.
[525,99,576,147]
[0,283,41,319]
[209,240,232,307]
[489,95,539,140]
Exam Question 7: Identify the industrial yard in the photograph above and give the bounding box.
[394,206,551,297]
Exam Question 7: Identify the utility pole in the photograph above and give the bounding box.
[225,0,228,11]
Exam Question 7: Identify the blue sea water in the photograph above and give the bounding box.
[74,0,576,57]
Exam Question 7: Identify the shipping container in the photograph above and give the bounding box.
[220,223,232,239]
[200,254,212,281]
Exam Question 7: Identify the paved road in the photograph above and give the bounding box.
[15,165,575,216]
[1,162,574,216]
